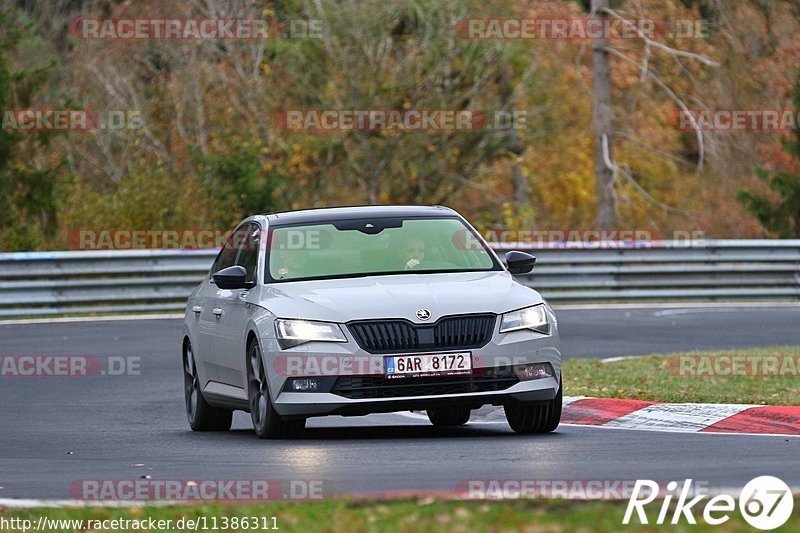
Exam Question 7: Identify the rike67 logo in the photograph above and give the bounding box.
[624,476,794,530]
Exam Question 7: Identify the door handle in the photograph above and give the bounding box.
[191,306,202,314]
[212,308,223,317]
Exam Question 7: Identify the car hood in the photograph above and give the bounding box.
[251,271,542,322]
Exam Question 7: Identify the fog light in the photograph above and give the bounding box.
[291,378,319,391]
[514,363,553,381]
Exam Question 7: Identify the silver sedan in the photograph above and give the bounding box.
[182,205,562,438]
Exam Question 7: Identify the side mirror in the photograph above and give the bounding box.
[505,250,536,275]
[212,265,254,290]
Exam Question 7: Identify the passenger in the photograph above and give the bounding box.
[273,249,308,279]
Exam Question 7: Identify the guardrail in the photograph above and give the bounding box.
[1,240,799,317]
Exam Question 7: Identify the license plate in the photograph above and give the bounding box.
[384,352,472,379]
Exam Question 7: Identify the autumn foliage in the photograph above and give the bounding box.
[1,0,799,250]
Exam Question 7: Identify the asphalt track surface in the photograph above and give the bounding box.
[1,306,799,500]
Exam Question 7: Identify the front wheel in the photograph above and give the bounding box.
[426,407,471,426]
[504,379,562,434]
[247,340,305,439]
[183,340,232,431]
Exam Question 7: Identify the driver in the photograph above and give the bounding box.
[396,236,426,270]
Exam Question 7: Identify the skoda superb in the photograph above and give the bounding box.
[182,205,562,438]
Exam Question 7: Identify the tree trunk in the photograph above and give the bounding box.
[507,128,528,209]
[591,0,617,229]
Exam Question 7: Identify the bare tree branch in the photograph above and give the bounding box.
[602,7,720,67]
[605,46,708,173]
[601,134,693,216]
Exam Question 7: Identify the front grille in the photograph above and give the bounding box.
[347,314,496,353]
[331,368,519,399]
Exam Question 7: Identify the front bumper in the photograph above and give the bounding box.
[274,375,560,417]
[264,325,562,418]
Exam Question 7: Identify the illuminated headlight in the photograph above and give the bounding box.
[499,305,550,335]
[275,319,347,349]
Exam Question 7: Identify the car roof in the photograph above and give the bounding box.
[263,205,458,226]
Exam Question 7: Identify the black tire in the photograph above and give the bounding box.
[504,379,562,434]
[426,407,471,426]
[183,340,233,431]
[247,339,305,439]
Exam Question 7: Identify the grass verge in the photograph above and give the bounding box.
[562,346,800,405]
[2,498,799,532]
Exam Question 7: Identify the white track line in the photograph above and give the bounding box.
[599,356,641,363]
[0,498,151,509]
[0,314,184,326]
[652,306,800,316]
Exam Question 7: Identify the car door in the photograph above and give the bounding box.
[199,225,249,391]
[190,228,240,389]
[214,222,262,392]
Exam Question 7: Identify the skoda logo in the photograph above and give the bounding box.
[416,309,431,321]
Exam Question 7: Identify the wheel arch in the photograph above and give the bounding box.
[246,329,259,351]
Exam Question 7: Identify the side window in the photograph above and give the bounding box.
[211,226,248,274]
[236,223,261,283]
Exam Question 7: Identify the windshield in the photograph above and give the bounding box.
[266,217,499,282]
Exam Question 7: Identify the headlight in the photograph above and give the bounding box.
[275,319,347,349]
[499,305,549,334]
